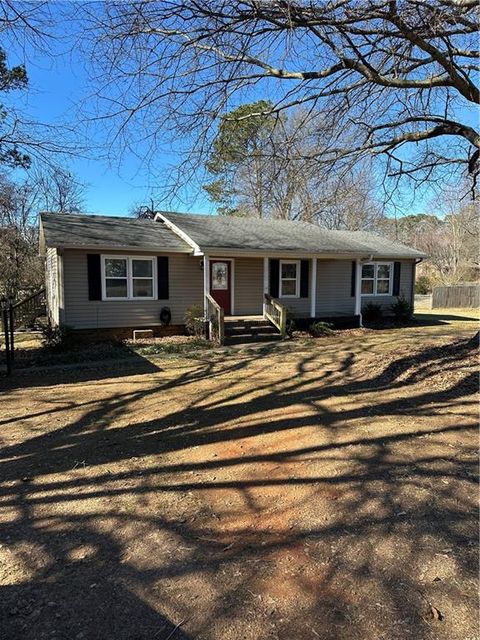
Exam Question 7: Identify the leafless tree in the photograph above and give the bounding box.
[0,167,86,299]
[205,106,384,228]
[33,166,85,213]
[378,195,479,285]
[0,2,81,170]
[82,0,479,199]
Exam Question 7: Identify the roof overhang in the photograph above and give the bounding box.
[44,244,194,254]
[198,247,423,260]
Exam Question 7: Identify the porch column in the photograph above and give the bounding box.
[263,257,269,315]
[354,258,363,327]
[203,255,209,317]
[310,257,317,318]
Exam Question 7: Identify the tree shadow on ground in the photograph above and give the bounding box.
[1,343,163,387]
[0,335,477,639]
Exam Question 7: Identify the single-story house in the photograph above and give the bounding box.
[39,211,425,342]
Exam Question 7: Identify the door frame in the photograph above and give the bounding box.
[210,257,235,316]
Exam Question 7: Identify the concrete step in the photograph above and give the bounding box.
[224,319,272,328]
[225,324,278,337]
[225,333,283,346]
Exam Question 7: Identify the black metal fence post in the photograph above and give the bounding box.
[8,302,14,363]
[2,305,11,376]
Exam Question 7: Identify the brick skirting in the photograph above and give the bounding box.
[71,324,186,342]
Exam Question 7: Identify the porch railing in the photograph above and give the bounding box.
[206,293,224,345]
[264,293,287,336]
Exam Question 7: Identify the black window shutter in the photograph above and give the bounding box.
[269,259,279,297]
[393,261,401,296]
[157,256,169,299]
[351,261,356,297]
[300,260,309,298]
[87,254,102,301]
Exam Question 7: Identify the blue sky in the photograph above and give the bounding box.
[7,8,475,219]
[10,25,215,217]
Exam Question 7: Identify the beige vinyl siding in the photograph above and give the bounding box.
[360,260,414,311]
[63,249,203,329]
[316,260,355,316]
[315,259,415,317]
[45,247,60,325]
[234,257,263,315]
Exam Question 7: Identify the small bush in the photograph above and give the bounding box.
[391,296,413,323]
[415,275,431,295]
[362,303,383,323]
[40,324,76,351]
[308,321,334,337]
[134,338,211,355]
[185,304,205,337]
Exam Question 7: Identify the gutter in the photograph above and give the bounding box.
[40,243,193,254]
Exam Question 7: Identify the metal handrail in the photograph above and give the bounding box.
[206,293,224,345]
[264,293,287,336]
[11,288,46,330]
[11,287,46,309]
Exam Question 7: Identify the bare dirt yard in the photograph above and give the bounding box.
[0,310,478,640]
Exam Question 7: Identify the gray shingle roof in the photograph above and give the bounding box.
[39,210,426,259]
[161,212,426,258]
[40,212,192,252]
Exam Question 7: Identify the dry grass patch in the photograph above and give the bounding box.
[0,310,478,640]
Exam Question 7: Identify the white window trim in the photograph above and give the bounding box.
[101,255,157,301]
[361,261,393,297]
[279,259,300,298]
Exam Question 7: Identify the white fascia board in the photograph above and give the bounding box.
[202,247,377,259]
[155,212,202,254]
[44,243,193,254]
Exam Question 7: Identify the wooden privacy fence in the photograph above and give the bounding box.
[432,283,480,309]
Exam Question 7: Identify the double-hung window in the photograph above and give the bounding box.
[279,260,299,297]
[361,262,392,296]
[102,256,155,300]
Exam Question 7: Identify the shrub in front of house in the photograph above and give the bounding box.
[308,321,334,337]
[391,296,414,323]
[185,304,206,337]
[40,324,76,351]
[362,302,383,323]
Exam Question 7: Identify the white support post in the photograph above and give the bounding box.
[355,259,363,327]
[263,257,269,316]
[310,257,317,318]
[203,255,209,318]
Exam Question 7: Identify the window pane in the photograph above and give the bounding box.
[361,280,374,294]
[281,263,297,279]
[211,262,228,290]
[132,279,153,298]
[281,280,296,296]
[377,279,390,294]
[362,264,374,278]
[132,259,152,278]
[105,258,127,278]
[377,264,391,279]
[105,278,127,298]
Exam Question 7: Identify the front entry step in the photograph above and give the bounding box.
[224,318,282,345]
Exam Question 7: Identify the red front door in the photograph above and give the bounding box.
[210,260,231,314]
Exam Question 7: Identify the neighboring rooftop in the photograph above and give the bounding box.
[160,211,426,258]
[39,212,192,253]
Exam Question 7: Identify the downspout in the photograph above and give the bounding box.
[355,259,363,328]
[203,255,209,319]
[412,258,424,310]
